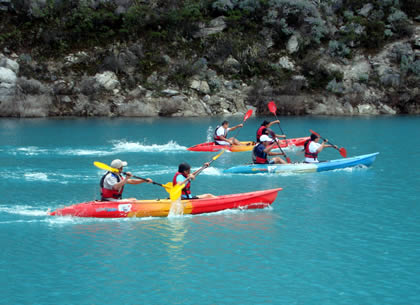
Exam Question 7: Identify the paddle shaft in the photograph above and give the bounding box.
[231,109,253,140]
[122,172,163,187]
[268,102,292,163]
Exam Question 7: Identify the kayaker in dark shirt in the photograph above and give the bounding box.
[256,120,286,143]
[173,162,216,199]
[252,135,287,164]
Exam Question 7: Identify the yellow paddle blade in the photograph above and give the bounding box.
[212,149,226,161]
[93,161,119,173]
[170,184,185,201]
[162,182,173,193]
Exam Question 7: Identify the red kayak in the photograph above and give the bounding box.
[187,137,309,152]
[50,188,282,218]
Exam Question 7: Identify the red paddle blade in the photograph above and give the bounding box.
[286,157,292,163]
[268,101,277,114]
[309,129,320,137]
[339,148,347,158]
[243,109,253,122]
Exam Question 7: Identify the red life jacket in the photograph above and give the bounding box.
[173,172,191,197]
[100,172,124,200]
[252,143,269,164]
[304,140,318,160]
[256,126,267,142]
[213,126,227,142]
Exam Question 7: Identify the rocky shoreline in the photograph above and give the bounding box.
[0,2,419,118]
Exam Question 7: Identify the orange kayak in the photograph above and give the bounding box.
[50,188,282,218]
[187,137,309,152]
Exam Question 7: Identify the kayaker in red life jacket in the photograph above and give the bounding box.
[304,134,338,163]
[256,120,286,143]
[100,159,153,201]
[252,135,287,164]
[173,163,216,199]
[214,120,243,145]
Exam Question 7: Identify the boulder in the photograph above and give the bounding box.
[190,80,210,94]
[287,34,300,54]
[278,56,295,70]
[0,58,19,74]
[357,104,379,115]
[94,71,120,91]
[0,67,16,84]
[194,16,227,38]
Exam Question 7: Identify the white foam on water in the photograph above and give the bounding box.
[206,126,214,142]
[24,172,49,182]
[111,140,187,153]
[0,205,50,217]
[9,140,188,157]
[15,146,48,156]
[200,167,224,176]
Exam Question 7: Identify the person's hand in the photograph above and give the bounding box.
[238,123,243,128]
[274,120,280,124]
[145,178,153,183]
[125,172,133,178]
[333,145,338,149]
[188,173,196,180]
[203,162,210,168]
[323,139,329,144]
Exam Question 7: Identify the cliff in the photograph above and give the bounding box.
[0,0,419,117]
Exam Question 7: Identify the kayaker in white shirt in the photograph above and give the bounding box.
[214,120,243,145]
[100,159,153,201]
[304,134,337,163]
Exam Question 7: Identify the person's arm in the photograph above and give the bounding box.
[267,120,280,128]
[263,142,279,154]
[127,177,153,185]
[112,173,132,191]
[217,134,232,144]
[316,140,332,153]
[228,123,243,132]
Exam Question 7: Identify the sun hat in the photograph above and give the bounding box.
[259,135,273,142]
[111,159,128,169]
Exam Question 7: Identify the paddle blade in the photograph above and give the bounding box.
[286,157,292,163]
[243,109,253,122]
[212,149,226,161]
[339,147,347,158]
[309,129,320,137]
[162,182,173,193]
[268,101,277,114]
[93,161,119,173]
[170,184,185,201]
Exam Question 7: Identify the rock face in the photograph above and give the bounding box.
[0,19,419,117]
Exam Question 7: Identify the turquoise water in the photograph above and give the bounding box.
[0,116,419,304]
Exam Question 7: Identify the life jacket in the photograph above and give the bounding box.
[256,126,267,142]
[252,143,269,164]
[100,172,124,200]
[213,126,227,142]
[173,172,191,198]
[304,140,318,160]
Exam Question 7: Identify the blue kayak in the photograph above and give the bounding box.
[223,152,379,174]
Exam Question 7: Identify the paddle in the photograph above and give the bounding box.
[268,129,291,163]
[267,101,291,163]
[231,109,253,141]
[170,149,226,201]
[93,161,173,193]
[309,130,347,158]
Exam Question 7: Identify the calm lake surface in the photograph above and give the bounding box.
[1,116,419,305]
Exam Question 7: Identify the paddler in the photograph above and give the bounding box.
[173,162,216,199]
[304,134,338,163]
[252,135,287,164]
[100,159,153,201]
[256,120,286,143]
[214,120,243,145]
